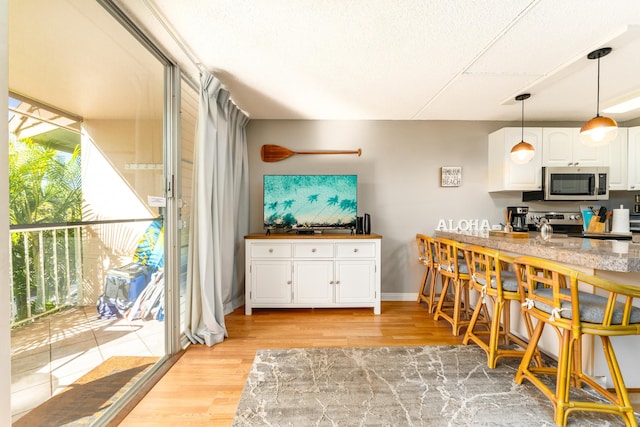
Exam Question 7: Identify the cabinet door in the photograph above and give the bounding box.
[628,127,640,190]
[571,131,608,167]
[542,128,607,167]
[335,260,375,303]
[251,260,292,304]
[607,129,628,191]
[542,128,575,167]
[294,260,333,304]
[488,127,542,191]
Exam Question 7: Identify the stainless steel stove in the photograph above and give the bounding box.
[526,210,584,236]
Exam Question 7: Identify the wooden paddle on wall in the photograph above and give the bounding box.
[261,144,362,162]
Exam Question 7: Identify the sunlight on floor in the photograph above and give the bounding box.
[10,306,164,423]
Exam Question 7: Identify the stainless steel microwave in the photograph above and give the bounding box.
[523,166,609,201]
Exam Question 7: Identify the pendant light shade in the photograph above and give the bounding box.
[511,140,535,164]
[510,93,535,164]
[580,47,618,147]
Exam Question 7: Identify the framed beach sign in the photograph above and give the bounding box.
[441,166,462,187]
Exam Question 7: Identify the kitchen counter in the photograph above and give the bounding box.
[436,229,640,389]
[435,230,640,273]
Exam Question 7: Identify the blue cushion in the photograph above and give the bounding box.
[438,260,468,274]
[532,287,640,325]
[458,261,469,274]
[474,270,518,292]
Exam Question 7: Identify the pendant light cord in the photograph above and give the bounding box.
[521,97,525,142]
[596,56,601,117]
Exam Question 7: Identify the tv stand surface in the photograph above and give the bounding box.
[294,229,315,235]
[244,234,382,315]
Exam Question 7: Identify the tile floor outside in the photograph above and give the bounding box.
[10,305,165,423]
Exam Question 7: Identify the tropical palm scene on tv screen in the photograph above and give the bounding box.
[263,175,357,230]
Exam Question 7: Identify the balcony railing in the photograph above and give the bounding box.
[10,223,84,327]
[10,217,160,328]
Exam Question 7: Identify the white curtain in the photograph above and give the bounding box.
[184,70,249,346]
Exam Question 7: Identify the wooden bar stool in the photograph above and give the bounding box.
[415,234,439,313]
[433,237,472,336]
[514,255,640,427]
[462,245,540,368]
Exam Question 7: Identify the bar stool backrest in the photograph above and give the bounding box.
[415,234,435,268]
[464,244,514,295]
[434,237,464,280]
[514,255,640,330]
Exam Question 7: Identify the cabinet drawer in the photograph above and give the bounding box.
[251,243,292,258]
[336,242,376,258]
[293,243,334,258]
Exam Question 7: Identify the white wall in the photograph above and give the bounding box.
[1,0,12,421]
[246,120,640,297]
[246,120,524,297]
[80,120,161,304]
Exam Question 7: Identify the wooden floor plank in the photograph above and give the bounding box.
[119,301,462,426]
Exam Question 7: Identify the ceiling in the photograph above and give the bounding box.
[8,0,640,124]
[8,0,165,121]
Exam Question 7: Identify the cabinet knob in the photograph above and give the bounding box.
[336,280,340,285]
[330,280,334,284]
[311,248,317,253]
[287,280,292,285]
[268,248,274,253]
[353,248,359,253]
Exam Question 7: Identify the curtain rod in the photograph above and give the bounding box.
[139,0,250,117]
[141,0,203,73]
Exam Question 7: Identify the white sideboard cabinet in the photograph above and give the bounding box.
[245,234,382,315]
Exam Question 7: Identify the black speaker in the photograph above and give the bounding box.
[363,213,371,234]
[356,216,364,234]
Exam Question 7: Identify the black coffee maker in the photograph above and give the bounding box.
[507,206,529,232]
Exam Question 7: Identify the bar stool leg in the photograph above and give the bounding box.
[433,275,451,322]
[416,265,430,303]
[601,336,637,427]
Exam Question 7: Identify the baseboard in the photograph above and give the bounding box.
[225,295,246,315]
[381,292,418,301]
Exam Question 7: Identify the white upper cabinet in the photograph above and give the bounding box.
[607,129,628,191]
[489,126,632,192]
[628,127,640,190]
[542,128,608,167]
[488,127,543,192]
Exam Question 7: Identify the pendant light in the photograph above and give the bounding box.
[580,47,618,147]
[510,93,535,164]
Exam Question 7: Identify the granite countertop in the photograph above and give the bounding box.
[245,232,383,240]
[435,230,640,273]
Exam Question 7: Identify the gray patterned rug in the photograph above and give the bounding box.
[233,345,638,426]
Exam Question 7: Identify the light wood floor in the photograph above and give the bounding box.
[119,301,463,426]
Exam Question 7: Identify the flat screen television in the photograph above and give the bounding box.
[263,174,357,231]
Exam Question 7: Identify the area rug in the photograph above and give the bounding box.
[14,356,158,427]
[233,345,638,426]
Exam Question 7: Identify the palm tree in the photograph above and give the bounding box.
[9,138,82,320]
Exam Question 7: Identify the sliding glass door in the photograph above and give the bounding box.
[7,0,184,423]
